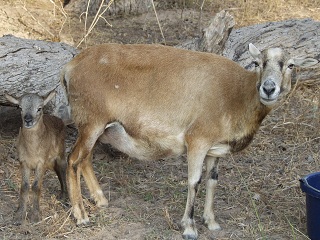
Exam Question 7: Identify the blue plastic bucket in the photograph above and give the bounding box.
[300,172,320,240]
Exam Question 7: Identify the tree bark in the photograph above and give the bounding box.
[0,35,78,112]
[1,15,319,117]
[176,10,235,55]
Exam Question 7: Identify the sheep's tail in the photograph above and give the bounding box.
[54,66,73,125]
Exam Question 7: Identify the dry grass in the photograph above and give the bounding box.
[0,0,319,239]
[212,0,320,27]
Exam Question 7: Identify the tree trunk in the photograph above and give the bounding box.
[176,10,235,55]
[0,35,78,113]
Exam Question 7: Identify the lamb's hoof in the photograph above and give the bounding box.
[29,212,41,223]
[13,212,26,225]
[13,218,25,226]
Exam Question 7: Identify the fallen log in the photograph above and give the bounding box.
[0,35,78,115]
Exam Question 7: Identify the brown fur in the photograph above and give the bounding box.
[5,92,67,225]
[61,43,317,239]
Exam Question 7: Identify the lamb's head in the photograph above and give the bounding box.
[249,43,318,106]
[5,91,56,129]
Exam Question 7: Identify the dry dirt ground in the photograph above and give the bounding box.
[0,0,320,239]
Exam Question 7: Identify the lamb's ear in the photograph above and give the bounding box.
[5,93,19,105]
[43,90,56,106]
[249,43,261,59]
[293,57,318,68]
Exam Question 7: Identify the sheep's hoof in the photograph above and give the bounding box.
[182,233,198,240]
[182,227,198,240]
[76,217,90,226]
[202,216,221,231]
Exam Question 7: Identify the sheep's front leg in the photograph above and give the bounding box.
[181,146,207,240]
[30,164,45,223]
[203,156,221,231]
[14,163,30,225]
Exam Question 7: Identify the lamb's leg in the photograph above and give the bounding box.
[14,163,30,225]
[54,155,68,201]
[30,164,45,223]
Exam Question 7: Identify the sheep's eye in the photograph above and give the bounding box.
[37,107,42,112]
[253,61,259,67]
[288,64,294,69]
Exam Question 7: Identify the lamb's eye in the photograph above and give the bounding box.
[253,61,259,67]
[288,64,294,69]
[37,107,42,112]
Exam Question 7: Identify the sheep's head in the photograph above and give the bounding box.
[249,43,318,106]
[5,91,55,129]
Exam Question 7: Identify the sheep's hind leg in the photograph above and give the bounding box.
[67,124,105,225]
[81,152,108,207]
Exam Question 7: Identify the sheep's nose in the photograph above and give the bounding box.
[262,80,276,97]
[24,114,33,126]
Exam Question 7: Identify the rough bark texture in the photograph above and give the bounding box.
[1,15,319,115]
[223,18,320,82]
[0,35,78,112]
[176,10,235,55]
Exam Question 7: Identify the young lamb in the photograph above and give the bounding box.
[5,90,67,225]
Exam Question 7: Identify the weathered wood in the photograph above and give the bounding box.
[176,10,235,55]
[0,35,78,113]
[223,18,320,82]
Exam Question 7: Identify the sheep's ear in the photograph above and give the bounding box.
[5,93,19,105]
[43,90,56,106]
[293,57,318,68]
[249,43,261,59]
